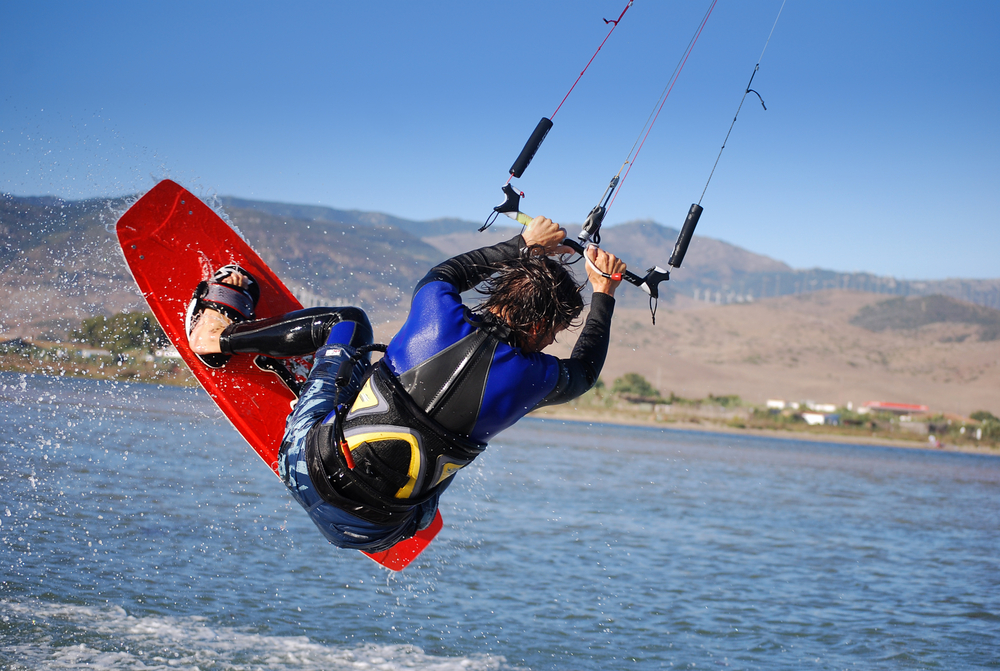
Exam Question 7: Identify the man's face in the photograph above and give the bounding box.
[522,323,568,354]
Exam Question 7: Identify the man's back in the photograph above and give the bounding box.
[384,271,560,442]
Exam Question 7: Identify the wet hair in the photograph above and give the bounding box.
[474,246,585,350]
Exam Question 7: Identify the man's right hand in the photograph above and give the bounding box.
[585,245,626,297]
[522,216,574,256]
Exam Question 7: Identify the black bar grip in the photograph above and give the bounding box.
[509,117,554,178]
[668,203,703,268]
[623,270,645,286]
[563,238,585,255]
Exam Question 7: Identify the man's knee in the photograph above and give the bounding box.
[314,307,373,349]
[338,307,373,343]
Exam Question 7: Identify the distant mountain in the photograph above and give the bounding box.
[0,192,449,338]
[0,193,131,265]
[2,190,999,339]
[602,222,1000,312]
[567,220,1000,312]
[1,193,140,338]
[139,195,1000,313]
[219,197,473,238]
[219,204,445,312]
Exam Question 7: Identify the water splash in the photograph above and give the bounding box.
[2,600,515,671]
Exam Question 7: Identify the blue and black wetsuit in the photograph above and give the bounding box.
[220,234,615,551]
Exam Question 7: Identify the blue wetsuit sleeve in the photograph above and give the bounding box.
[413,235,525,295]
[534,292,616,408]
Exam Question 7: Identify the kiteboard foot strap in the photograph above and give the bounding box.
[185,264,261,368]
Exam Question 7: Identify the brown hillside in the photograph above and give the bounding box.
[536,290,1000,418]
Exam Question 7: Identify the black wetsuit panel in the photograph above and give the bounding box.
[220,306,373,357]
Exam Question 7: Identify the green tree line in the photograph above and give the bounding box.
[71,312,169,354]
[608,373,742,407]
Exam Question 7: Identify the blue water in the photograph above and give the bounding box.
[2,372,998,669]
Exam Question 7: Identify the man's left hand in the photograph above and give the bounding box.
[522,216,573,256]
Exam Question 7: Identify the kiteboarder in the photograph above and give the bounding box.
[187,216,624,552]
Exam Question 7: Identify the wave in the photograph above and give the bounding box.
[1,600,515,671]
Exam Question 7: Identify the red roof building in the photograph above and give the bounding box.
[861,401,930,415]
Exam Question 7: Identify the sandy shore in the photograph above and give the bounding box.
[530,407,1000,457]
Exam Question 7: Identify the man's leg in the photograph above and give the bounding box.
[274,311,415,551]
[221,306,373,358]
[188,266,372,359]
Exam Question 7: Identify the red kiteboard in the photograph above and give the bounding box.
[116,179,441,571]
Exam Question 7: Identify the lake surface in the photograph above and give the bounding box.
[2,372,998,669]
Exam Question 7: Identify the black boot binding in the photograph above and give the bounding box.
[185,264,260,368]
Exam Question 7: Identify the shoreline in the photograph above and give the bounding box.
[4,363,996,457]
[530,407,1000,457]
[0,351,197,388]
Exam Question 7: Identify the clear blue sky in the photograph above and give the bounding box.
[3,1,997,280]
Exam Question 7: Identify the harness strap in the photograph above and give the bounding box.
[305,360,486,526]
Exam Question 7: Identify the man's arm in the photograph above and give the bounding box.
[413,217,572,295]
[414,235,525,295]
[536,245,625,407]
[535,293,615,407]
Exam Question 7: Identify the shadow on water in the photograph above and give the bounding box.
[2,373,998,669]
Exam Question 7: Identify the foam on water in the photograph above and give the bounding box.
[2,600,511,671]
